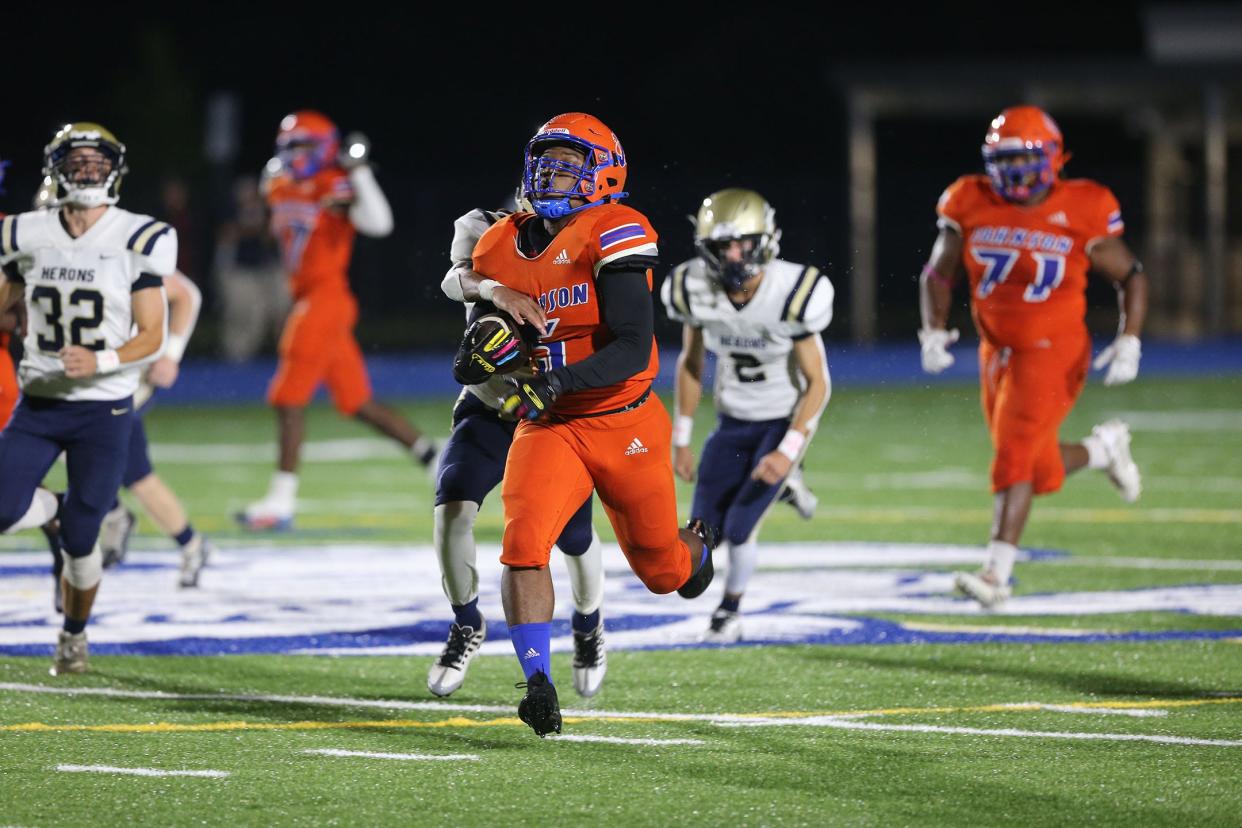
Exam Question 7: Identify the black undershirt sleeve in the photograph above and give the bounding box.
[550,264,654,394]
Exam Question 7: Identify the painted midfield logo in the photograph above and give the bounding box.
[624,438,648,456]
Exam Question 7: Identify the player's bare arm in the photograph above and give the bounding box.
[1088,236,1148,386]
[672,324,705,482]
[1089,237,1149,338]
[917,226,964,374]
[61,286,167,379]
[147,270,201,389]
[751,334,830,485]
[455,266,547,334]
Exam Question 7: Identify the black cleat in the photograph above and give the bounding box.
[677,518,719,599]
[516,671,562,738]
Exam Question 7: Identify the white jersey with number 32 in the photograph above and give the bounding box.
[0,207,176,401]
[662,257,834,421]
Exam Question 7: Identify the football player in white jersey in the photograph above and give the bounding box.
[429,202,609,698]
[0,123,172,674]
[27,179,213,590]
[661,188,833,643]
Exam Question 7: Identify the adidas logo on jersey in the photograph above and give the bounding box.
[1047,211,1069,226]
[553,249,571,265]
[624,438,649,456]
[522,647,540,659]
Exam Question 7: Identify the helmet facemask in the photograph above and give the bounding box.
[276,134,335,181]
[697,233,774,292]
[43,124,128,208]
[983,145,1056,203]
[522,136,624,220]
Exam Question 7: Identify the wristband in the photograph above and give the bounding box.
[95,349,121,374]
[477,279,500,301]
[921,263,951,288]
[776,428,806,462]
[672,414,694,448]
[165,332,188,363]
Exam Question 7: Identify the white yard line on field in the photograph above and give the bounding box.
[546,735,706,746]
[304,749,479,761]
[714,717,1242,747]
[55,764,229,778]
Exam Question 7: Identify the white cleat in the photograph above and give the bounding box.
[179,534,212,588]
[1092,419,1141,503]
[234,500,294,532]
[778,463,818,520]
[427,620,486,697]
[572,623,607,698]
[954,570,1011,609]
[700,608,742,644]
[99,504,136,569]
[50,630,89,676]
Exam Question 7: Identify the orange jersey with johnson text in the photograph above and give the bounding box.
[472,204,660,417]
[266,168,356,299]
[938,174,1123,349]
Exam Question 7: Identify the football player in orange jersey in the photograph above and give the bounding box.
[237,111,439,531]
[0,156,17,429]
[918,106,1149,609]
[454,113,717,736]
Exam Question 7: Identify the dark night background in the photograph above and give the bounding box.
[0,3,1194,354]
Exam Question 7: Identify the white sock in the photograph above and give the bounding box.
[562,528,603,617]
[1082,434,1109,470]
[986,540,1019,585]
[4,488,58,533]
[265,471,298,509]
[724,538,761,596]
[434,502,479,606]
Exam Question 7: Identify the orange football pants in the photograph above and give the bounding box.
[0,349,16,430]
[500,395,694,594]
[979,330,1090,495]
[267,290,372,415]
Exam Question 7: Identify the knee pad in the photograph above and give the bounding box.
[64,544,103,590]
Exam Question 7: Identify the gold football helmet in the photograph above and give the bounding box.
[42,122,128,208]
[692,188,780,291]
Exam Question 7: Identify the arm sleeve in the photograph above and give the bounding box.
[549,266,653,393]
[442,209,508,302]
[788,272,835,338]
[347,166,394,238]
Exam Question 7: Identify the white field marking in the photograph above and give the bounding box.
[56,764,229,778]
[817,506,1242,524]
[1046,556,1242,572]
[805,470,1242,494]
[3,683,1235,730]
[715,719,1242,747]
[1119,410,1242,432]
[546,735,706,746]
[304,749,478,761]
[1022,704,1167,718]
[901,621,1104,637]
[151,438,419,465]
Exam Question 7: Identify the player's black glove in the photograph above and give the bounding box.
[500,373,563,421]
[452,310,531,386]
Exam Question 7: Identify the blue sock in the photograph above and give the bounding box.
[572,609,600,634]
[509,622,552,683]
[63,616,87,635]
[173,524,195,547]
[452,598,483,630]
[719,595,741,613]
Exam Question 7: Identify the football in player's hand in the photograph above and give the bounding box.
[452,308,534,385]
